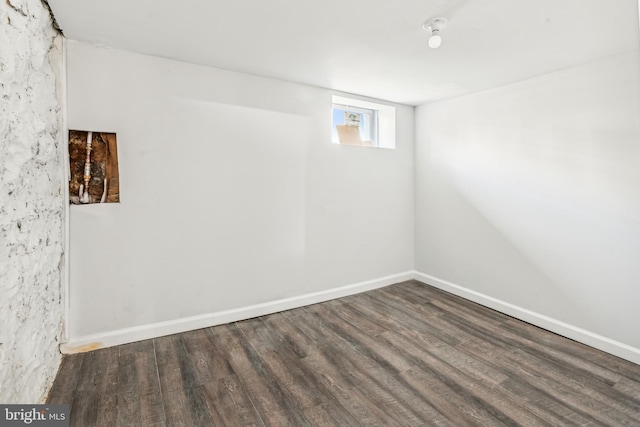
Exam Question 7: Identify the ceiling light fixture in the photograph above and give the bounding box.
[423,17,448,49]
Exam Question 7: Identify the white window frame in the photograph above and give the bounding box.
[331,95,396,149]
[332,103,379,145]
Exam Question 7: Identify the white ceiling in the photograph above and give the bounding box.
[48,0,639,105]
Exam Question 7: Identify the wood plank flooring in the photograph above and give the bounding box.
[47,280,640,426]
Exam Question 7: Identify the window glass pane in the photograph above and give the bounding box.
[331,95,395,149]
[332,105,375,145]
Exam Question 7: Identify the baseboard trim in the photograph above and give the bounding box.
[414,271,640,365]
[60,271,414,354]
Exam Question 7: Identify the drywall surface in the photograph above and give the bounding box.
[66,41,414,340]
[0,0,64,403]
[415,52,640,354]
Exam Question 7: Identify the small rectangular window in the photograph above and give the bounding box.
[331,96,395,149]
[332,103,378,146]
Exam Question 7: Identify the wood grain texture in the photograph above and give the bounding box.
[47,280,640,426]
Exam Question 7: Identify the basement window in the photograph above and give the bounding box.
[331,95,395,149]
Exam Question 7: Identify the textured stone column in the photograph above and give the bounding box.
[0,0,64,403]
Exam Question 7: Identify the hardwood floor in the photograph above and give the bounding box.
[47,280,640,426]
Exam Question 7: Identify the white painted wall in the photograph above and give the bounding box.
[65,41,414,345]
[0,0,64,403]
[415,51,640,361]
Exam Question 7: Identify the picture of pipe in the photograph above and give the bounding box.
[79,131,93,204]
[100,178,107,203]
[68,129,119,205]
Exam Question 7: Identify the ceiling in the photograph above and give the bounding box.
[48,0,639,106]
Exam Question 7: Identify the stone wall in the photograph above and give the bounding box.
[0,0,64,403]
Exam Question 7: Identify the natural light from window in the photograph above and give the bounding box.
[331,95,396,149]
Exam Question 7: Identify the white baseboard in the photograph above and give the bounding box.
[414,271,640,365]
[60,271,414,354]
[62,270,640,365]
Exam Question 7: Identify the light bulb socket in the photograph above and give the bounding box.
[423,17,448,32]
[423,17,448,48]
